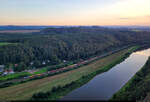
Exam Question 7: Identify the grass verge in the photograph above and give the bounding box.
[0,42,17,46]
[0,72,31,82]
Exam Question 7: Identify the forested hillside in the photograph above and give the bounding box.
[0,27,150,71]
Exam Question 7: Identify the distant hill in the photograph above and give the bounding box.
[0,25,150,31]
[104,26,150,31]
[0,25,62,31]
[40,27,110,34]
[0,25,100,31]
[0,27,150,71]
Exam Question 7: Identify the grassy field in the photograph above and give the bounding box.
[0,61,73,83]
[0,46,138,101]
[0,72,31,82]
[33,68,48,75]
[33,62,74,75]
[0,42,17,46]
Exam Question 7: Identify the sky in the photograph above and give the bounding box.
[0,0,150,26]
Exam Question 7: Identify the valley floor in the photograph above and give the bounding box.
[0,46,137,100]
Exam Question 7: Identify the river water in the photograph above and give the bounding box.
[61,48,150,100]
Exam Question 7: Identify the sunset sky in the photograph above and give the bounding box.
[0,0,150,26]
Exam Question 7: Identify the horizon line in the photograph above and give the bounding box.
[0,25,150,27]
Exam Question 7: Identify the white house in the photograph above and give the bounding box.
[30,62,34,65]
[0,65,4,72]
[63,60,67,63]
[3,71,8,75]
[42,61,46,65]
[9,69,14,74]
[3,68,15,75]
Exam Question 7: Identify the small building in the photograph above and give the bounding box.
[0,65,4,72]
[27,70,33,73]
[3,71,8,75]
[30,62,34,65]
[14,64,18,67]
[8,69,14,74]
[3,68,14,75]
[42,61,46,65]
[63,60,67,63]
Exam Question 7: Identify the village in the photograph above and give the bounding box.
[0,55,100,86]
[0,46,127,90]
[0,65,14,76]
[0,60,48,76]
[0,47,121,83]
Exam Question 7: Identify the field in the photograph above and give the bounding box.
[33,62,73,75]
[0,47,136,100]
[0,72,31,82]
[0,42,17,46]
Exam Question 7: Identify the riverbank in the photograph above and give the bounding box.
[0,46,138,100]
[0,45,130,88]
[111,56,150,101]
[31,46,139,100]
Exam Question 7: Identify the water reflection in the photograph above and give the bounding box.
[135,48,150,57]
[62,48,150,100]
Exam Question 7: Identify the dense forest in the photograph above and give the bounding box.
[0,27,150,71]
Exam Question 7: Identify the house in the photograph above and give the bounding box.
[27,69,34,74]
[3,68,14,75]
[14,64,18,67]
[8,69,14,74]
[42,61,46,65]
[0,65,4,72]
[63,60,67,63]
[3,70,8,75]
[30,62,34,65]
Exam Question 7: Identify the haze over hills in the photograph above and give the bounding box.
[0,25,150,31]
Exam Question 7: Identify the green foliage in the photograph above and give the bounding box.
[0,42,17,46]
[0,72,31,82]
[0,27,149,72]
[34,68,47,75]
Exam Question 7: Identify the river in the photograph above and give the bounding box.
[61,48,150,100]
